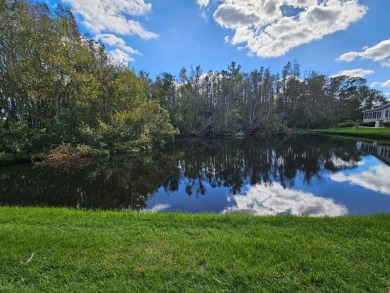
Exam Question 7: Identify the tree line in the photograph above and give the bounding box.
[0,0,177,162]
[0,0,387,162]
[148,62,387,136]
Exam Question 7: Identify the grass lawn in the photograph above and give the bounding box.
[310,127,390,140]
[0,207,389,292]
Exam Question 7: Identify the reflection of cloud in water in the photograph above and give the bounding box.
[330,165,390,195]
[145,204,171,212]
[223,183,348,217]
[330,156,364,169]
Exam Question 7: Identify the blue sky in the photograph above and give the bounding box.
[48,0,389,94]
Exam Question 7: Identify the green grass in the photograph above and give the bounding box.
[310,127,390,139]
[0,207,389,292]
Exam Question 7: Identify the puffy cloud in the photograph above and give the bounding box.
[197,0,209,7]
[213,0,367,58]
[370,82,381,87]
[337,39,390,67]
[371,80,390,88]
[330,165,390,195]
[95,34,141,55]
[108,49,135,65]
[223,183,348,217]
[214,3,266,29]
[331,68,374,78]
[287,0,318,8]
[62,0,157,39]
[337,51,360,62]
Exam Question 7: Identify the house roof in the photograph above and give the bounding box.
[362,102,390,112]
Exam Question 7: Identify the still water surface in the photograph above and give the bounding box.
[1,135,390,216]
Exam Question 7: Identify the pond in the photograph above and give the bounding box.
[1,135,390,216]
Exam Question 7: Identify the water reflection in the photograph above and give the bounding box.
[0,135,389,214]
[331,165,390,195]
[0,153,179,210]
[172,136,362,197]
[146,204,172,212]
[357,141,390,166]
[331,141,390,196]
[223,183,348,217]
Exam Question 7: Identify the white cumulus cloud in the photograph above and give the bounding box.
[371,80,390,88]
[212,0,367,58]
[330,165,390,195]
[95,34,141,55]
[108,49,135,65]
[337,51,360,62]
[331,68,374,78]
[62,0,157,39]
[197,0,209,7]
[223,183,348,217]
[337,39,390,67]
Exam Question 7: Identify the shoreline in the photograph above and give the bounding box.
[308,127,390,140]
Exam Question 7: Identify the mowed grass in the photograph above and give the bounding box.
[310,127,390,139]
[0,207,389,292]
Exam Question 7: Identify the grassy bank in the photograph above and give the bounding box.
[0,207,389,292]
[310,127,390,140]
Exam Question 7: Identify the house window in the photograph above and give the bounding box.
[378,112,381,118]
[386,110,389,118]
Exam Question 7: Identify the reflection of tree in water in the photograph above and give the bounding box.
[172,136,363,196]
[0,153,179,210]
[0,136,363,210]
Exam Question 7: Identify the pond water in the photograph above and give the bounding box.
[1,135,390,216]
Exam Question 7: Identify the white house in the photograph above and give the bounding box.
[362,103,390,127]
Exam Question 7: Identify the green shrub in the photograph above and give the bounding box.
[263,114,286,135]
[76,144,109,156]
[113,140,139,152]
[338,121,355,128]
